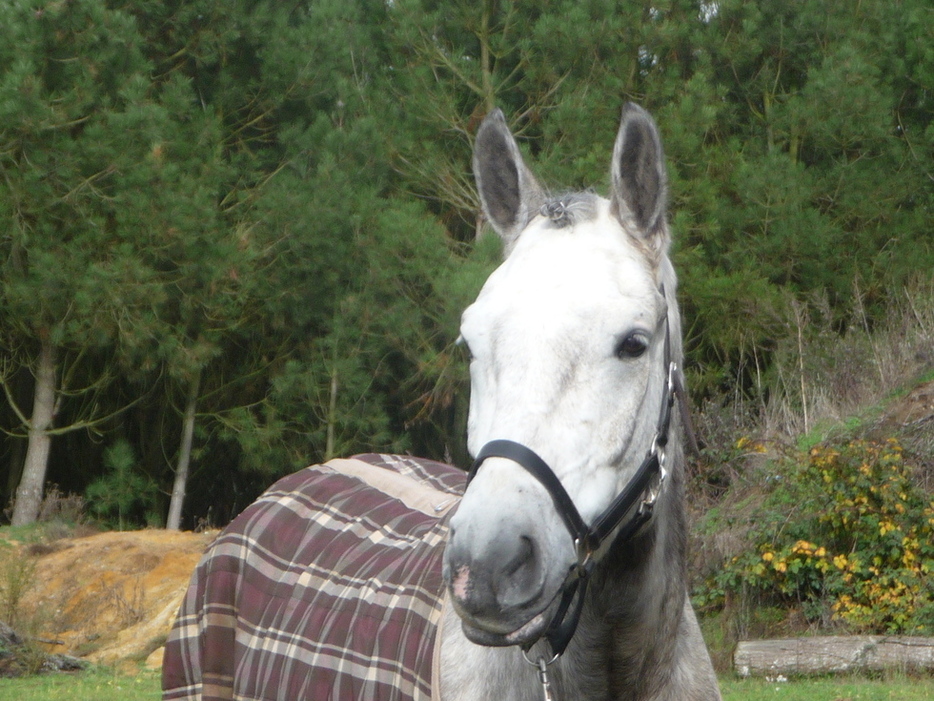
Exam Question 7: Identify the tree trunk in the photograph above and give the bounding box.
[166,371,200,531]
[325,364,338,461]
[735,636,934,677]
[11,339,57,526]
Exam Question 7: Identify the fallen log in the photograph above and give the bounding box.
[734,636,934,677]
[0,621,87,678]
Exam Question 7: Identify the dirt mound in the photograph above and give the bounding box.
[875,378,934,490]
[12,529,214,671]
[879,379,934,428]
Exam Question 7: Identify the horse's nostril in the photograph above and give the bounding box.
[445,527,543,617]
[503,535,534,578]
[505,538,542,603]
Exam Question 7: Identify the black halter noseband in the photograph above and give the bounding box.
[465,319,679,658]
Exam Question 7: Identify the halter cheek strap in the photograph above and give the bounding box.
[465,318,678,658]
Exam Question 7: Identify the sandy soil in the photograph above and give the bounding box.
[11,528,216,672]
[879,379,934,428]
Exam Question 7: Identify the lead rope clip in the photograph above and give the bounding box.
[523,650,559,701]
[535,658,555,701]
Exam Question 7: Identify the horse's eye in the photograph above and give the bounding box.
[456,335,474,361]
[615,333,649,359]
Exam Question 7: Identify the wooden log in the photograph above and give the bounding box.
[734,636,934,677]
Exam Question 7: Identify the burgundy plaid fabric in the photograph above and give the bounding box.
[162,454,465,701]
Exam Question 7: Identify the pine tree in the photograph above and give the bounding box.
[0,0,172,524]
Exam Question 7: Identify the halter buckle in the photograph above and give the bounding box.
[638,462,669,515]
[649,433,666,463]
[573,537,594,572]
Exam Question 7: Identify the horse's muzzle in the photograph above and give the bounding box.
[443,520,562,647]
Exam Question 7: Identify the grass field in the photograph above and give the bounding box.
[1,669,933,700]
[721,674,934,700]
[0,668,160,701]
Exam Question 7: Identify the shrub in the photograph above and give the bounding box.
[699,439,934,633]
[85,440,158,530]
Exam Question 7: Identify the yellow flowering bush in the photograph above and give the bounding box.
[699,439,934,633]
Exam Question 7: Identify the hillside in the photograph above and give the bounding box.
[0,528,214,675]
[689,371,934,669]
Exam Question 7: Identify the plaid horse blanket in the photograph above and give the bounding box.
[162,454,465,701]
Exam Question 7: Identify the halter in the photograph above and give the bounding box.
[465,316,678,660]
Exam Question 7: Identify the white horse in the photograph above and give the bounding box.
[162,104,721,701]
[438,104,721,700]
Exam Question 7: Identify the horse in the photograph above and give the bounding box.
[162,104,722,701]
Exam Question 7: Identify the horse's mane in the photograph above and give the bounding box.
[539,192,601,228]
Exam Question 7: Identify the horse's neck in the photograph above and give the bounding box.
[438,602,543,701]
[560,454,690,700]
[577,510,723,701]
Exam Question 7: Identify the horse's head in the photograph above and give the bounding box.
[443,105,682,649]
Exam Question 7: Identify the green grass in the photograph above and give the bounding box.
[0,667,160,701]
[1,668,932,700]
[721,674,934,700]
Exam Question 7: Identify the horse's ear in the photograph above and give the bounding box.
[473,109,545,252]
[609,103,669,243]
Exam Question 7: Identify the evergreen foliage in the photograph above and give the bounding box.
[85,439,158,530]
[0,0,929,530]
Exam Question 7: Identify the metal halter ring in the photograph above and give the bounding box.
[522,648,560,668]
[522,649,559,701]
